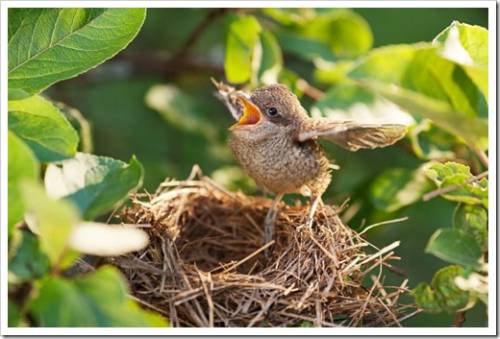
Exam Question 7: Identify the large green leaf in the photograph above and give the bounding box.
[454,204,488,251]
[433,21,488,99]
[276,30,335,62]
[425,161,488,207]
[310,82,414,125]
[44,153,143,220]
[19,181,79,265]
[413,265,474,314]
[300,9,373,57]
[9,230,50,281]
[9,95,79,162]
[8,132,40,236]
[29,266,168,327]
[224,14,262,84]
[431,265,474,313]
[257,31,282,85]
[349,43,488,149]
[426,228,482,267]
[8,8,146,99]
[358,79,488,150]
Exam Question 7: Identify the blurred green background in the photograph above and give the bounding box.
[48,8,488,327]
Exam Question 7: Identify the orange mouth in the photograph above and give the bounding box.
[231,97,262,128]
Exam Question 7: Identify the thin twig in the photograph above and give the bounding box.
[453,311,466,327]
[422,171,488,201]
[170,9,230,63]
[296,79,325,101]
[472,147,489,169]
[359,217,409,236]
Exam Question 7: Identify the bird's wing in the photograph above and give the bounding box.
[298,119,407,151]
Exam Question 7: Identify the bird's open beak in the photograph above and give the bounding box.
[231,97,262,129]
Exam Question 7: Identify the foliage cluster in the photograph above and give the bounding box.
[8,8,167,327]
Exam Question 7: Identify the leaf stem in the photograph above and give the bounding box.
[422,171,488,201]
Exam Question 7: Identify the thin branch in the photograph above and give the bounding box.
[170,9,230,63]
[296,79,325,101]
[422,170,488,201]
[453,311,466,327]
[472,147,489,169]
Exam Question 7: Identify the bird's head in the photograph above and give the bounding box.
[214,81,309,141]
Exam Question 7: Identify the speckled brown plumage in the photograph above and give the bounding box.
[227,84,332,197]
[228,128,331,197]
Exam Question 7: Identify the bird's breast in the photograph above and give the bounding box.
[228,132,331,195]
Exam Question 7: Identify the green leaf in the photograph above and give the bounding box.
[9,95,79,162]
[412,282,442,314]
[408,120,459,160]
[310,82,414,126]
[29,266,168,327]
[433,21,488,98]
[44,153,144,220]
[8,300,22,327]
[9,230,50,281]
[313,59,353,85]
[224,14,262,84]
[431,265,473,313]
[262,8,315,26]
[358,79,488,150]
[276,30,335,62]
[300,9,373,57]
[56,101,93,153]
[19,181,79,265]
[425,162,488,207]
[426,228,482,267]
[8,132,40,237]
[257,31,282,85]
[8,8,147,99]
[413,266,476,314]
[370,164,433,213]
[349,43,488,149]
[454,204,488,251]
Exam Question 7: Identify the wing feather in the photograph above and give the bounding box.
[298,119,407,151]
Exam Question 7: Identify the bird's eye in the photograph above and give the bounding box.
[267,107,279,117]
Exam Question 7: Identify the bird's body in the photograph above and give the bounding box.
[226,84,332,198]
[228,125,331,197]
[213,80,407,244]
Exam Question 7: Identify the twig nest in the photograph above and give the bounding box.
[115,166,415,327]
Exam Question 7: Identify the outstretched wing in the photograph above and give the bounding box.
[298,119,407,151]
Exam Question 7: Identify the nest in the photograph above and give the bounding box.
[113,166,416,327]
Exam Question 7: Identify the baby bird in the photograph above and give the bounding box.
[213,80,407,245]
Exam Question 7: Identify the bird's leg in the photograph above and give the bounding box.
[306,195,322,229]
[263,193,284,246]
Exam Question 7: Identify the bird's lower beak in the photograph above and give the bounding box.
[231,97,262,128]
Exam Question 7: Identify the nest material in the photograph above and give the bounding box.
[114,166,416,327]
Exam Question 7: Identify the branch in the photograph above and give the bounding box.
[472,146,489,169]
[170,9,230,63]
[296,79,325,101]
[422,170,488,201]
[453,311,466,327]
